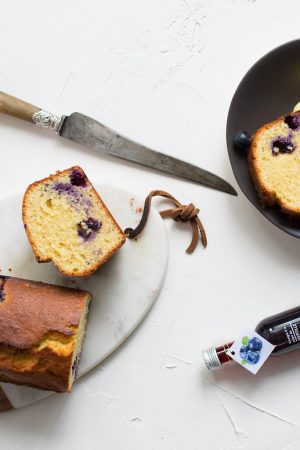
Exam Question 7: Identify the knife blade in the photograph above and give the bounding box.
[0,91,237,195]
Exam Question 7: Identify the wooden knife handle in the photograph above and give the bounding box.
[0,91,40,122]
[0,91,62,131]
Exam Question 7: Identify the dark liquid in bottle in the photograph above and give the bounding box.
[215,343,233,364]
[256,305,300,355]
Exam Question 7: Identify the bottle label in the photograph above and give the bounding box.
[227,330,275,374]
[283,322,300,345]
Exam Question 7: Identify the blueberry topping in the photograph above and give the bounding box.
[52,182,92,212]
[245,350,260,365]
[77,217,101,241]
[70,169,87,187]
[54,182,75,195]
[0,276,9,303]
[85,217,101,231]
[72,353,81,378]
[233,131,251,149]
[284,114,300,130]
[77,225,90,240]
[239,345,249,360]
[272,136,295,155]
[248,337,262,352]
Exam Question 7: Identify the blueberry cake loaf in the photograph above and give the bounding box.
[248,111,300,215]
[0,276,90,393]
[23,166,126,277]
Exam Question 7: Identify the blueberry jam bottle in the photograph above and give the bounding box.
[202,305,300,371]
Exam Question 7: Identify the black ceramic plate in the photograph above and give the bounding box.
[227,39,300,238]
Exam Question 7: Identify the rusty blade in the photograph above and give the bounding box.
[59,113,237,196]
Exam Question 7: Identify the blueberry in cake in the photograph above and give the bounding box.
[23,166,126,277]
[248,110,300,215]
[0,276,90,393]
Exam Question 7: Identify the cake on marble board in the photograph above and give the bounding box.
[0,275,90,393]
[248,110,300,216]
[23,166,126,277]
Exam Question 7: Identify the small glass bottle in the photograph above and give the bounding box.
[202,305,300,371]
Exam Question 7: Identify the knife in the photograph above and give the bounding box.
[0,91,237,196]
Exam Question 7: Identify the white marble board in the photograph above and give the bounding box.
[0,184,168,409]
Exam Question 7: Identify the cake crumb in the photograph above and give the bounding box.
[135,207,143,214]
[8,268,12,272]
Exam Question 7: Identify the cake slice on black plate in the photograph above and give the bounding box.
[23,166,126,277]
[248,110,300,216]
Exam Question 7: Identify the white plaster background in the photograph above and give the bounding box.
[1,0,300,449]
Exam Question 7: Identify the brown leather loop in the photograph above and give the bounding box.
[124,190,207,253]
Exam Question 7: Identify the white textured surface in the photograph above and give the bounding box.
[2,0,300,449]
[0,185,168,409]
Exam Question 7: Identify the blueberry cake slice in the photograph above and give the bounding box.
[249,111,300,215]
[23,166,126,277]
[0,276,90,393]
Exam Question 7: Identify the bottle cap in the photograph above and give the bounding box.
[202,346,222,371]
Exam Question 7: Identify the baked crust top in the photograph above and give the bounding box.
[0,276,90,349]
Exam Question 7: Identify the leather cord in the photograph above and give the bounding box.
[125,190,207,253]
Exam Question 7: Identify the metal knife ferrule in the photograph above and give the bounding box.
[32,110,65,134]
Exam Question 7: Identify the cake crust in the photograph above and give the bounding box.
[248,111,300,216]
[0,277,87,349]
[0,276,90,393]
[22,166,126,277]
[0,345,74,393]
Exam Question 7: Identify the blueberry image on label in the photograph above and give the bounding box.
[245,351,260,365]
[239,345,249,359]
[248,337,262,352]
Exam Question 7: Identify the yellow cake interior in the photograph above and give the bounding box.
[253,121,300,211]
[24,170,124,275]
